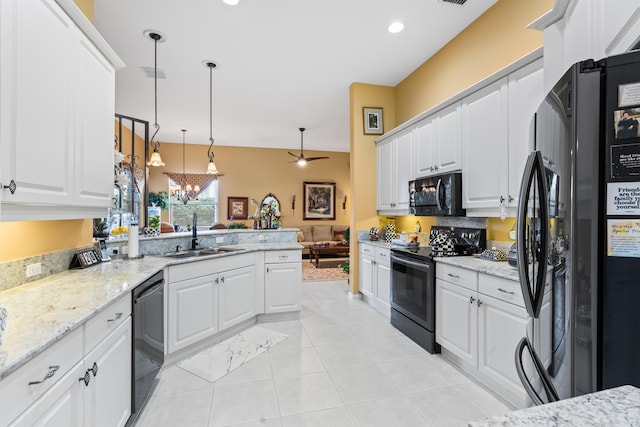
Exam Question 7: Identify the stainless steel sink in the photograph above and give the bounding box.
[160,247,243,259]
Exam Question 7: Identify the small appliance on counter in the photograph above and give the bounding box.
[508,242,517,267]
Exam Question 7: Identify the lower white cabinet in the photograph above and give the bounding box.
[436,265,550,407]
[265,263,302,313]
[6,302,132,427]
[358,243,391,318]
[166,254,259,354]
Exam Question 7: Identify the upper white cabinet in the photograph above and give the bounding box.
[0,0,123,221]
[415,102,462,177]
[462,59,543,216]
[376,129,413,214]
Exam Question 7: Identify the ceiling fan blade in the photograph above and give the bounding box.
[287,151,301,159]
[306,156,330,162]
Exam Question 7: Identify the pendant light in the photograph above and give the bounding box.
[146,31,165,167]
[204,61,220,174]
[170,129,200,204]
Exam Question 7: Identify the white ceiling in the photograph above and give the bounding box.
[93,0,497,153]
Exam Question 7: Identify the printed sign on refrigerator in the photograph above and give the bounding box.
[607,182,640,215]
[607,219,640,258]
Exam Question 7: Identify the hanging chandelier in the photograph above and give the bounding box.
[170,129,200,204]
[146,30,165,167]
[204,61,220,174]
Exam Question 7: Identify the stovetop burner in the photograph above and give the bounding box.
[391,226,486,261]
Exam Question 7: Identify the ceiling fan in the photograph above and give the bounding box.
[288,127,329,166]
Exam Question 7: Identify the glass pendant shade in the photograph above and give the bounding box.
[207,160,218,174]
[148,147,165,167]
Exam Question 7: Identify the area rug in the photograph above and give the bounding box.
[177,325,287,382]
[302,258,349,282]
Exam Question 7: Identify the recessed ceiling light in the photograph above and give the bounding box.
[222,0,239,5]
[388,22,404,33]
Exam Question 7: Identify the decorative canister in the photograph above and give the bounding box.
[385,223,398,243]
[369,227,380,241]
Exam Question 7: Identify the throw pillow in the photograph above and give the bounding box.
[313,225,332,242]
[333,230,345,241]
[296,231,304,242]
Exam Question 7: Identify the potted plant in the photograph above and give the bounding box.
[148,191,169,211]
[338,259,349,274]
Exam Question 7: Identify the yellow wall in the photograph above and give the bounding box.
[147,143,350,228]
[73,0,94,21]
[395,0,553,123]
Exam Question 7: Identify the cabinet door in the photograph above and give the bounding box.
[462,77,509,210]
[219,266,255,330]
[0,0,74,206]
[435,102,462,174]
[358,252,374,298]
[73,30,116,209]
[507,59,543,208]
[393,130,414,210]
[477,294,531,401]
[436,280,477,367]
[374,259,391,318]
[265,262,302,314]
[376,138,394,210]
[415,117,437,177]
[9,362,85,427]
[84,317,132,427]
[167,275,218,353]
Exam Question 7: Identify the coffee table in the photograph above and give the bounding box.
[309,245,349,268]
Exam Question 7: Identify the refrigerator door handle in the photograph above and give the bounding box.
[516,151,549,319]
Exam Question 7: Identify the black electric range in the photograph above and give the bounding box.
[389,226,486,354]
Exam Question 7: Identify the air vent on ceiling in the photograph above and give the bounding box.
[442,0,467,4]
[141,67,166,79]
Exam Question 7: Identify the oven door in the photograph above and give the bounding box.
[390,252,435,331]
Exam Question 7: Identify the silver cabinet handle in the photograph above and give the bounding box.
[469,296,476,304]
[498,287,515,295]
[215,278,219,284]
[107,312,123,323]
[90,362,98,377]
[508,195,514,203]
[2,180,17,194]
[266,267,269,273]
[220,277,225,283]
[29,365,60,385]
[448,273,460,278]
[477,299,483,307]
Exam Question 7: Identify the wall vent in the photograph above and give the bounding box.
[141,67,166,79]
[442,0,468,4]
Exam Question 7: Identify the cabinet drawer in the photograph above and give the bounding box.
[436,263,477,291]
[360,244,374,255]
[84,294,131,353]
[0,327,83,427]
[168,253,253,283]
[264,250,301,263]
[374,247,390,262]
[478,274,524,307]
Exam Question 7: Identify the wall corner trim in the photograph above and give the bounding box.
[527,0,572,31]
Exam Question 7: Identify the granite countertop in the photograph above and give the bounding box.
[357,239,393,249]
[469,385,640,426]
[0,242,301,380]
[435,256,519,281]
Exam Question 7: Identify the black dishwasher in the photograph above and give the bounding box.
[128,270,165,426]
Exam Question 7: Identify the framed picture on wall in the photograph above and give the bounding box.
[303,182,336,220]
[363,107,383,135]
[227,197,248,220]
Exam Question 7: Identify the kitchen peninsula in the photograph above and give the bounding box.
[0,229,302,426]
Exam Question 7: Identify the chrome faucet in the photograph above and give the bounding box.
[191,212,198,250]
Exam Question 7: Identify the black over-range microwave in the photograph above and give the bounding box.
[409,172,465,216]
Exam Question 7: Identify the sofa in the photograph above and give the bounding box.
[296,225,348,256]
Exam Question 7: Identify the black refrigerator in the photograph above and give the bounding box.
[515,50,640,402]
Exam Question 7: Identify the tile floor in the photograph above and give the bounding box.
[134,280,511,427]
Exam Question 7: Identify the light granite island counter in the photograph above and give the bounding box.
[469,385,640,426]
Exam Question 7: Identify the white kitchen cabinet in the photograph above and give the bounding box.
[0,0,122,221]
[5,295,132,427]
[83,317,132,427]
[436,278,478,366]
[462,77,510,212]
[462,59,543,216]
[219,265,256,330]
[358,243,391,318]
[264,250,302,314]
[376,129,413,214]
[415,102,462,177]
[167,274,219,354]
